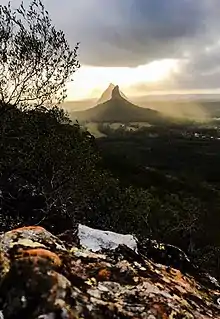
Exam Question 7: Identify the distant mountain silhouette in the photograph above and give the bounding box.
[72,84,162,123]
[97,83,128,104]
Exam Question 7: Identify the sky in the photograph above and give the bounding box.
[5,0,220,100]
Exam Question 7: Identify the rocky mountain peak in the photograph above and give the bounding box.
[97,84,128,104]
[97,83,116,104]
[111,85,123,100]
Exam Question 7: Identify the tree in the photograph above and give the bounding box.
[0,0,80,109]
[0,105,101,231]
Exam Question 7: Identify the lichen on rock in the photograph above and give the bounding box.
[0,225,220,318]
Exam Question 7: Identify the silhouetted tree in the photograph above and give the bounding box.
[0,0,80,109]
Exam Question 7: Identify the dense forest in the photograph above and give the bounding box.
[96,123,220,278]
[2,104,220,281]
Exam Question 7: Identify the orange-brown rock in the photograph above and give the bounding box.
[0,225,220,318]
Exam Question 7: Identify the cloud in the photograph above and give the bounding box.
[2,0,220,91]
[165,41,220,91]
[46,0,220,90]
[39,0,213,67]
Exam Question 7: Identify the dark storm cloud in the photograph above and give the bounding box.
[3,0,220,90]
[43,0,212,67]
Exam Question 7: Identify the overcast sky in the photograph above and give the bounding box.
[5,0,220,99]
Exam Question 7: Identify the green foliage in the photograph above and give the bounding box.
[0,105,99,229]
[0,104,151,237]
[1,103,220,280]
[97,124,220,279]
[0,0,79,108]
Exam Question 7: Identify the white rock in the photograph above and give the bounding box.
[78,224,137,252]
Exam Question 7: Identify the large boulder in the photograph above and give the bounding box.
[0,225,220,318]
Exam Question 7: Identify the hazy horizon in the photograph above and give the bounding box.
[63,84,220,121]
[65,87,220,103]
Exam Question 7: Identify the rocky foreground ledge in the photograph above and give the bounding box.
[0,225,220,318]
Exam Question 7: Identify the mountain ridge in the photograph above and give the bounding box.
[72,84,162,123]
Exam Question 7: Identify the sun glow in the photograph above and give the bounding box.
[67,59,179,100]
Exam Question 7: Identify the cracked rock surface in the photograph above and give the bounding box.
[0,225,220,318]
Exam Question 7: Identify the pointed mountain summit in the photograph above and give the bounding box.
[97,84,128,104]
[97,83,115,104]
[112,85,122,99]
[73,84,161,123]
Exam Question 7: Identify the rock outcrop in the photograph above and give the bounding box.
[97,84,128,105]
[111,85,123,100]
[0,225,220,318]
[97,83,116,104]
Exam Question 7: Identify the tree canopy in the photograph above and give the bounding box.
[0,0,80,109]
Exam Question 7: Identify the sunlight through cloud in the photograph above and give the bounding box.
[68,59,179,100]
